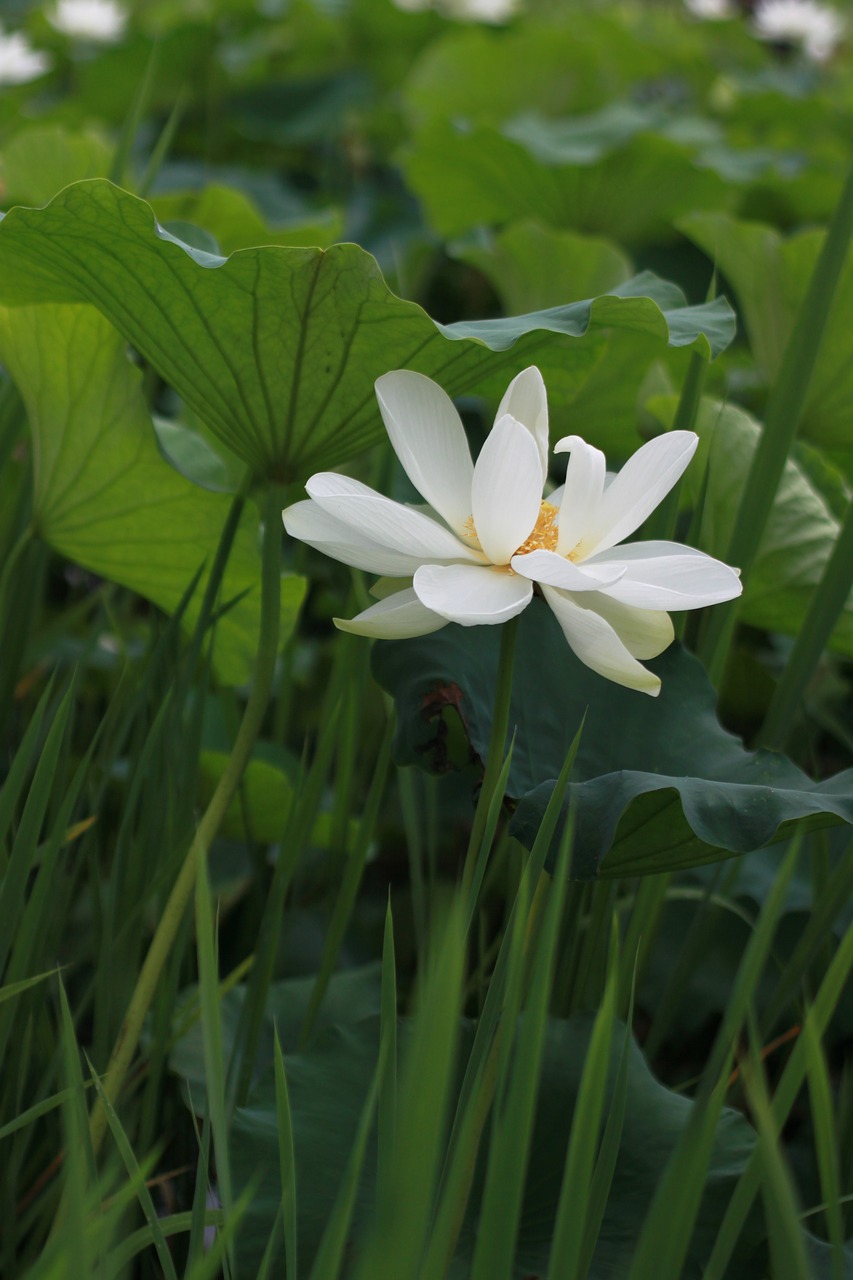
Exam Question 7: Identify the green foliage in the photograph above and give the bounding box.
[683,212,853,477]
[1,0,853,1274]
[651,396,853,657]
[374,600,853,878]
[0,301,305,684]
[0,181,732,480]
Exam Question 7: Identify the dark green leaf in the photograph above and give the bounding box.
[194,1008,760,1278]
[372,600,853,879]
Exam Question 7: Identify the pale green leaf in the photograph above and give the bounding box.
[0,303,305,684]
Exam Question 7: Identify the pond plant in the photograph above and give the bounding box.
[1,1,853,1277]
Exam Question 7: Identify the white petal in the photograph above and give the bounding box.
[495,366,549,483]
[584,431,699,557]
[413,563,533,626]
[283,500,433,576]
[553,435,607,558]
[578,593,674,659]
[588,541,743,610]
[334,588,448,639]
[542,586,664,695]
[306,473,483,564]
[375,371,474,538]
[471,415,544,565]
[510,548,626,591]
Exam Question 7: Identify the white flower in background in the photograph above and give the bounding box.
[48,0,127,41]
[0,26,51,83]
[684,0,736,20]
[392,0,519,22]
[752,0,845,61]
[283,368,742,696]
[440,0,519,22]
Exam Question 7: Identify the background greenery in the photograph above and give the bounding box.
[1,0,853,1275]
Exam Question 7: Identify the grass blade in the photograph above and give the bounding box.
[701,159,853,682]
[548,923,620,1279]
[274,1026,299,1280]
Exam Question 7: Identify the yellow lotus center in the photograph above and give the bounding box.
[514,501,560,557]
[463,500,573,566]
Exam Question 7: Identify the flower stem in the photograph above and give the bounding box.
[461,614,519,899]
[84,485,282,1165]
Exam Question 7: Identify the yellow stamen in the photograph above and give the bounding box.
[514,501,560,557]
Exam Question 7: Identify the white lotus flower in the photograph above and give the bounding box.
[49,0,127,41]
[752,0,845,61]
[283,368,742,696]
[0,26,51,84]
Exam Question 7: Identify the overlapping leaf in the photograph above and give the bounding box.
[402,115,732,246]
[0,180,733,480]
[171,996,761,1278]
[681,211,853,478]
[373,600,853,879]
[666,397,853,655]
[150,184,343,254]
[0,302,305,684]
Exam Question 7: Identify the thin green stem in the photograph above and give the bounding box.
[83,485,282,1164]
[759,493,853,749]
[700,159,853,684]
[461,615,519,898]
[0,523,33,620]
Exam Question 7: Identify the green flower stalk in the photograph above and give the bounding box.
[81,485,282,1166]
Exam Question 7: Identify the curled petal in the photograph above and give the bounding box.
[579,593,674,659]
[589,541,743,610]
[553,435,607,558]
[495,366,549,483]
[413,563,533,626]
[375,370,474,538]
[510,548,625,591]
[471,415,544,565]
[306,472,483,564]
[334,588,448,639]
[586,431,698,557]
[283,500,434,576]
[542,586,664,695]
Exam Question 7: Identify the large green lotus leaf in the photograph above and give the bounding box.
[655,396,853,655]
[0,302,305,685]
[149,184,343,254]
[681,212,853,477]
[403,116,731,246]
[0,181,733,479]
[168,964,383,1100]
[403,20,657,127]
[371,600,853,880]
[212,1009,761,1278]
[401,15,753,131]
[452,221,671,455]
[0,124,113,208]
[73,25,215,122]
[198,749,359,850]
[452,220,632,315]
